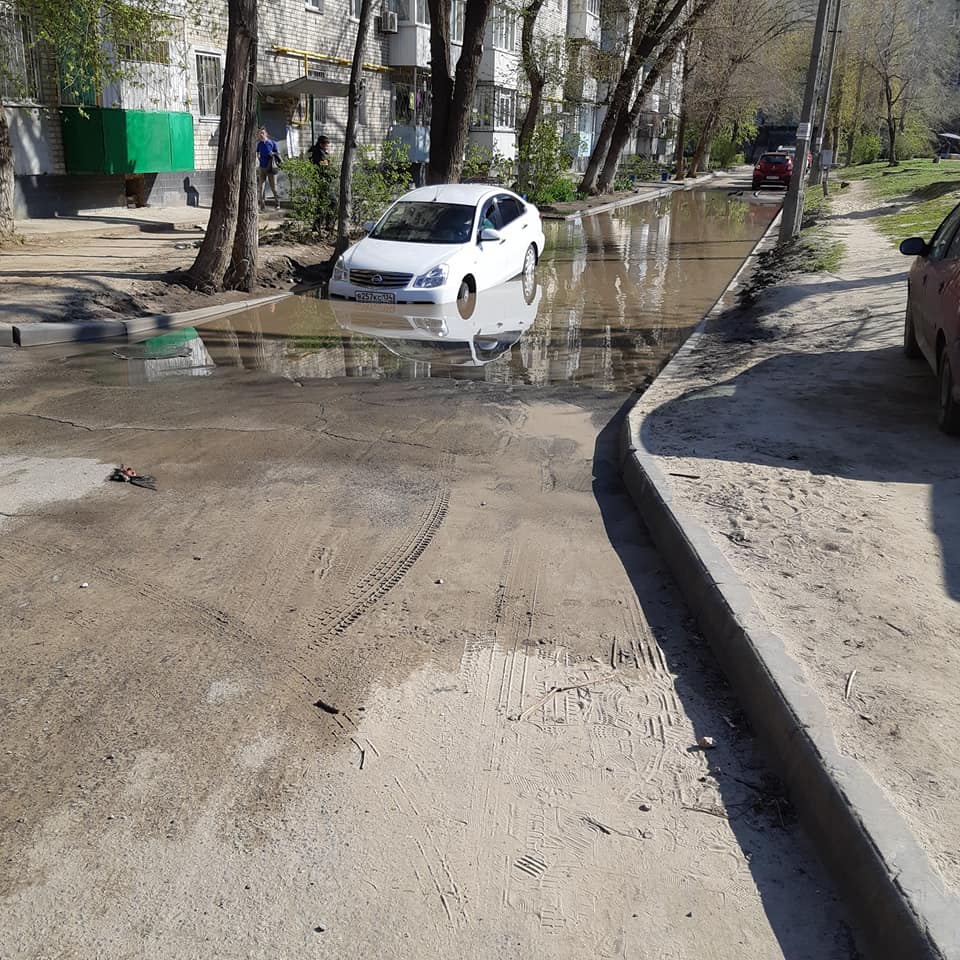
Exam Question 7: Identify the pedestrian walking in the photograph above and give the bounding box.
[256,127,282,210]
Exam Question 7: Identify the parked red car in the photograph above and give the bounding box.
[900,201,960,434]
[752,153,793,190]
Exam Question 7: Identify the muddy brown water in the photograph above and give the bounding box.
[63,190,777,390]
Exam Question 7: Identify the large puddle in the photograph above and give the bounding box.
[73,190,777,393]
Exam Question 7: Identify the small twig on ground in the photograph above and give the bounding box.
[844,669,857,701]
[682,804,729,820]
[510,676,619,721]
[350,737,365,770]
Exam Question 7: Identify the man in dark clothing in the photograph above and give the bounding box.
[256,127,281,210]
[309,135,335,232]
[310,135,331,167]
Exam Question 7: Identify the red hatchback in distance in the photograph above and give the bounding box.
[752,152,793,190]
[900,201,960,434]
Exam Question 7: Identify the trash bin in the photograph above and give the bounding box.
[660,171,669,182]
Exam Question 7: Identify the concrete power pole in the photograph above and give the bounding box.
[810,0,844,185]
[779,0,834,244]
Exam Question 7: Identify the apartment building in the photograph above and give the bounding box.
[2,0,680,218]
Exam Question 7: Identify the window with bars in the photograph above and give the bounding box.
[308,64,328,126]
[471,86,516,129]
[0,3,39,101]
[451,0,465,42]
[196,53,222,118]
[305,0,323,11]
[394,77,431,126]
[118,38,170,64]
[491,4,517,50]
[586,0,600,16]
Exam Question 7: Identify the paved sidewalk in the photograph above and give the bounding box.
[624,185,960,957]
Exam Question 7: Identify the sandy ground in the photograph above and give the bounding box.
[0,335,857,955]
[637,180,960,893]
[0,214,330,327]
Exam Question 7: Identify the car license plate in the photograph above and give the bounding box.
[356,290,396,304]
[766,175,781,180]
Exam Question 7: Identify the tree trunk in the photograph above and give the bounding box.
[224,29,260,291]
[427,0,494,184]
[516,0,546,194]
[336,0,374,254]
[885,79,898,166]
[673,105,688,180]
[0,107,14,238]
[596,30,691,193]
[688,110,717,177]
[187,0,257,292]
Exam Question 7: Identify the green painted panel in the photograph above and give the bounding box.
[168,113,195,170]
[62,108,106,173]
[62,108,195,174]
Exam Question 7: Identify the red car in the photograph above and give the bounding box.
[752,152,793,190]
[900,201,960,434]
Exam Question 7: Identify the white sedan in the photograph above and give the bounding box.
[329,184,546,306]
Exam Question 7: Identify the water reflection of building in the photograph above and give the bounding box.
[117,195,776,392]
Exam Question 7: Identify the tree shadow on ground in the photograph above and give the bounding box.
[591,396,857,957]
[640,346,960,601]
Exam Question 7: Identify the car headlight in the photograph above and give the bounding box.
[413,264,449,289]
[332,257,348,282]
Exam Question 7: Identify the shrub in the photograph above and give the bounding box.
[613,155,667,190]
[282,138,412,240]
[852,133,881,165]
[710,136,740,169]
[519,118,574,204]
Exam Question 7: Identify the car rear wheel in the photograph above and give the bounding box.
[903,297,922,358]
[456,278,476,320]
[938,353,960,435]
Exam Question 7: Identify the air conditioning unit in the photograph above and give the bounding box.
[382,9,399,32]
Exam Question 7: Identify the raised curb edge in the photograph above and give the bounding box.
[618,210,960,959]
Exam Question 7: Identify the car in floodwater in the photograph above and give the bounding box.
[330,275,541,369]
[329,184,546,307]
[900,202,960,434]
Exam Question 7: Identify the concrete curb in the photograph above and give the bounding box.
[619,214,960,958]
[8,293,292,348]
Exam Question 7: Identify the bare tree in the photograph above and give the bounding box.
[516,0,547,194]
[187,0,258,291]
[579,0,718,196]
[336,0,375,254]
[427,0,496,183]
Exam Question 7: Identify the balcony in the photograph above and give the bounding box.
[566,0,601,43]
[389,123,430,163]
[388,23,431,68]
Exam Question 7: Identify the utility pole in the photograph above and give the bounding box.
[779,0,833,243]
[810,0,844,185]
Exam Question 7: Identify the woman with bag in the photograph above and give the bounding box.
[256,127,282,210]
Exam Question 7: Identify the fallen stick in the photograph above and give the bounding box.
[510,676,619,722]
[844,669,857,701]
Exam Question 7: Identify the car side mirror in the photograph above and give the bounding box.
[899,236,929,257]
[480,227,502,243]
[363,220,375,234]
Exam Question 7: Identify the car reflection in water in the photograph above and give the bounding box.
[329,275,542,376]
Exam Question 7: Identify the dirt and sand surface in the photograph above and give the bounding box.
[0,185,859,958]
[0,209,330,327]
[638,179,960,893]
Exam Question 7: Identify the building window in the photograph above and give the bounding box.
[451,0,465,42]
[349,0,362,17]
[0,4,39,101]
[118,38,171,65]
[415,0,429,25]
[491,4,517,50]
[472,86,515,129]
[586,0,600,16]
[308,64,328,126]
[305,0,323,11]
[196,52,223,118]
[394,76,431,126]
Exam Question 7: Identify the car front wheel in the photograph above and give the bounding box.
[938,352,960,435]
[522,244,537,284]
[904,296,922,358]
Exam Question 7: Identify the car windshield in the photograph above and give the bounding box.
[371,202,475,244]
[760,154,789,164]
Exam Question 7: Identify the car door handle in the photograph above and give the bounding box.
[521,223,528,229]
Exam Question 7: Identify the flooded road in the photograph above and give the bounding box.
[60,190,777,391]
[0,185,856,959]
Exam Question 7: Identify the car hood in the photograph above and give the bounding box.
[344,237,464,275]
